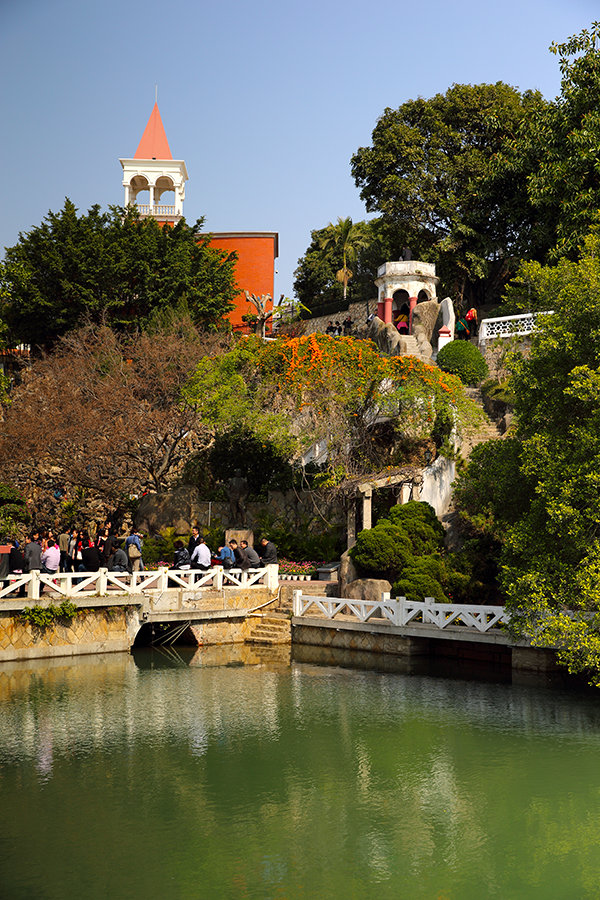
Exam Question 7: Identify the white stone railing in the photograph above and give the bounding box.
[478,311,553,347]
[0,566,278,602]
[136,205,177,216]
[292,591,509,633]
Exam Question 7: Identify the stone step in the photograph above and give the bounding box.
[260,616,291,626]
[252,625,289,637]
[246,614,291,645]
[247,635,291,645]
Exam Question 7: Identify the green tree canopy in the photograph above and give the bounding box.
[513,23,600,261]
[293,217,403,315]
[351,82,548,305]
[456,227,600,682]
[318,217,370,304]
[0,199,237,349]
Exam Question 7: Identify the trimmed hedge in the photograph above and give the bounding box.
[349,501,444,584]
[436,340,488,386]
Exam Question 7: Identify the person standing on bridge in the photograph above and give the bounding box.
[191,536,211,571]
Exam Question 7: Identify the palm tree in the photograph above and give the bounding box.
[318,217,369,304]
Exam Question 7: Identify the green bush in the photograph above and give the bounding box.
[255,512,343,562]
[393,555,448,602]
[385,502,445,554]
[436,341,488,386]
[349,524,411,581]
[20,600,78,628]
[350,502,445,583]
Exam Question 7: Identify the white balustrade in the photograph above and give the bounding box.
[136,204,177,217]
[292,591,509,634]
[478,311,553,347]
[0,566,274,602]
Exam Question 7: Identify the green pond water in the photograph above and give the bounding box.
[1,644,600,899]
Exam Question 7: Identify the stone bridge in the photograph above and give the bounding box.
[0,566,280,662]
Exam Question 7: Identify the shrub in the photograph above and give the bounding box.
[393,556,448,603]
[385,501,445,554]
[349,523,411,581]
[436,341,488,386]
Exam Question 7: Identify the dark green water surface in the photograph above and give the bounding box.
[2,644,600,899]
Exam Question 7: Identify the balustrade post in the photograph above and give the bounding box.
[214,567,223,590]
[98,568,108,597]
[265,564,279,592]
[292,589,302,616]
[399,596,407,626]
[424,596,434,625]
[28,570,40,601]
[158,567,168,593]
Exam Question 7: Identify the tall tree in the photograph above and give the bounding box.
[523,22,600,259]
[318,217,370,304]
[0,321,233,501]
[456,227,600,683]
[294,218,395,313]
[0,200,237,350]
[351,83,548,305]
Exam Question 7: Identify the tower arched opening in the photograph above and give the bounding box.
[155,175,175,209]
[128,174,150,207]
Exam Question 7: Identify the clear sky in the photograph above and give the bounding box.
[0,0,597,300]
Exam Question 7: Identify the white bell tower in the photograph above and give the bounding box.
[119,103,188,223]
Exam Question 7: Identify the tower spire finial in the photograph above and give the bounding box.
[155,83,158,104]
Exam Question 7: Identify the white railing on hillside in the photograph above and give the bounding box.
[292,591,509,634]
[478,311,553,347]
[0,566,278,601]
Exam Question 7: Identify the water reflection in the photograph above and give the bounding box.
[1,647,600,899]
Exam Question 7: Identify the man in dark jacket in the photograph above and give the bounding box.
[240,540,260,567]
[109,543,129,573]
[188,526,202,557]
[228,539,249,570]
[23,535,42,572]
[259,538,278,565]
[81,544,101,572]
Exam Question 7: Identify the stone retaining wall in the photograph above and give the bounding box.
[189,618,253,646]
[0,606,140,663]
[293,622,423,656]
[300,301,373,336]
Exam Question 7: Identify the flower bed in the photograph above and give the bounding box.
[278,559,322,580]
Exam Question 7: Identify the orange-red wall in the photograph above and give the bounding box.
[208,233,277,328]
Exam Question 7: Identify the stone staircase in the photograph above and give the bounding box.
[460,387,504,459]
[277,579,340,613]
[246,614,291,645]
[402,335,428,361]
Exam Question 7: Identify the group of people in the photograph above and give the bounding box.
[171,526,277,572]
[6,524,146,593]
[6,524,278,591]
[325,316,353,337]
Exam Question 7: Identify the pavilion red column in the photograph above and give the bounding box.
[377,298,385,321]
[384,296,393,324]
[408,296,418,333]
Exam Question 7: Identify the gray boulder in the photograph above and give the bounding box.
[339,549,358,595]
[345,578,393,603]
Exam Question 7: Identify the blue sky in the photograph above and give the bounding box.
[0,0,597,300]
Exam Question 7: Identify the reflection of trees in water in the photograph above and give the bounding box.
[2,655,600,895]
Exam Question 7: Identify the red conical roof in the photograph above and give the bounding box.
[134,103,172,160]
